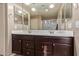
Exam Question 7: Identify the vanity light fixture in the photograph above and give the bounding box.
[49,4,55,8]
[31,8,36,12]
[45,9,48,12]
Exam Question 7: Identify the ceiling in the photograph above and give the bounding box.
[26,3,62,19]
[15,3,72,19]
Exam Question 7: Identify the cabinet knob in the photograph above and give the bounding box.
[19,40,21,42]
[42,45,43,48]
[51,42,52,44]
[26,43,29,46]
[27,52,30,54]
[53,44,55,46]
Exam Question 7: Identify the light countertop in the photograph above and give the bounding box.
[12,30,74,37]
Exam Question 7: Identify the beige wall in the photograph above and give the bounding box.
[0,3,14,56]
[30,16,42,30]
[72,4,79,56]
[0,3,7,55]
[5,4,14,56]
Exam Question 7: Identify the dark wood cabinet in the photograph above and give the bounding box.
[35,36,53,56]
[22,36,34,56]
[12,34,74,56]
[12,35,34,56]
[12,38,22,54]
[52,37,74,56]
[22,49,34,56]
[53,43,73,56]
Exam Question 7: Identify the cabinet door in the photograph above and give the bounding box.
[35,36,53,56]
[22,35,34,56]
[36,42,53,56]
[53,43,73,56]
[22,35,34,49]
[22,49,34,56]
[12,39,22,54]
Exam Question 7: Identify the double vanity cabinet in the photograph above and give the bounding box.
[12,34,74,56]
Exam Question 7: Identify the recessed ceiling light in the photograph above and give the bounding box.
[45,9,48,12]
[31,8,36,12]
[18,10,22,14]
[49,4,55,8]
[25,3,31,5]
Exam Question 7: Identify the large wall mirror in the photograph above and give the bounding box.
[13,3,72,30]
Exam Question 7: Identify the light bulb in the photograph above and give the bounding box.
[31,8,36,11]
[49,4,55,8]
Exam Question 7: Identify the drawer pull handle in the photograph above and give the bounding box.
[42,46,43,48]
[26,43,29,46]
[53,44,55,46]
[19,40,21,42]
[27,52,30,54]
[51,42,52,44]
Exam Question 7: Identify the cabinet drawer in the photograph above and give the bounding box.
[22,49,34,56]
[12,34,23,39]
[22,43,34,49]
[22,41,34,49]
[23,40,34,42]
[53,37,73,44]
[22,35,33,40]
